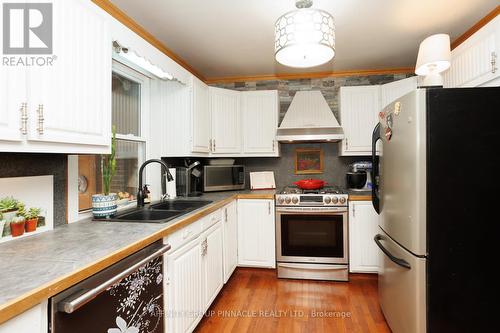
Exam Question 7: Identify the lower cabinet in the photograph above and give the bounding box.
[164,214,224,333]
[222,200,238,283]
[237,199,276,268]
[0,302,47,333]
[349,200,380,273]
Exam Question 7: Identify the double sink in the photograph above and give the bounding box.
[95,200,213,223]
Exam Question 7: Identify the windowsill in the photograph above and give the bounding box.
[76,200,138,222]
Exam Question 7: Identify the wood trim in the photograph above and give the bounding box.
[349,195,372,201]
[91,0,205,81]
[205,67,415,84]
[0,192,278,324]
[451,5,500,50]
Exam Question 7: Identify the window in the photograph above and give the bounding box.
[77,63,148,212]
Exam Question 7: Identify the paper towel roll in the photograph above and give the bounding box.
[166,168,177,198]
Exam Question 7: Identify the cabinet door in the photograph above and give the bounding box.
[27,0,111,150]
[340,85,380,156]
[380,77,418,108]
[241,90,279,154]
[223,201,238,283]
[0,301,47,333]
[166,237,203,333]
[0,65,26,143]
[349,201,379,273]
[209,87,241,154]
[192,77,210,153]
[237,199,275,268]
[202,222,224,310]
[444,16,499,88]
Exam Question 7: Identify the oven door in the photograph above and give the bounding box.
[276,207,348,264]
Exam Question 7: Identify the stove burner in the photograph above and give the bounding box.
[279,185,346,195]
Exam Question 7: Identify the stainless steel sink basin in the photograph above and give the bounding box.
[151,200,212,211]
[113,209,184,222]
[94,199,213,223]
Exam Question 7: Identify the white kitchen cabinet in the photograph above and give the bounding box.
[241,90,279,156]
[0,0,111,154]
[209,87,241,154]
[237,199,275,268]
[165,236,204,333]
[0,66,26,143]
[202,222,224,310]
[222,200,238,283]
[0,301,47,333]
[192,77,211,153]
[339,85,380,156]
[444,15,500,88]
[349,201,379,273]
[380,77,418,108]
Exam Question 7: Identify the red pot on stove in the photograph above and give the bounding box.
[294,179,327,190]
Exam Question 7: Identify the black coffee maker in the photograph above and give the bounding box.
[176,160,203,196]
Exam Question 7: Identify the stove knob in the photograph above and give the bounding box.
[331,196,339,204]
[339,197,346,204]
[285,197,291,204]
[324,196,331,204]
[291,197,299,204]
[277,197,284,205]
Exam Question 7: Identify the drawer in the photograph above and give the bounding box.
[163,218,204,252]
[202,209,222,230]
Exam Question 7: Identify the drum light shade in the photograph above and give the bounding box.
[275,6,335,68]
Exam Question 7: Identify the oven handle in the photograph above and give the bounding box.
[374,234,411,269]
[279,263,347,270]
[275,208,348,214]
[58,244,171,314]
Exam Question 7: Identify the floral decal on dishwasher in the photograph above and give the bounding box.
[107,256,164,333]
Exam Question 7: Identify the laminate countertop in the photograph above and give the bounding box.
[0,190,275,324]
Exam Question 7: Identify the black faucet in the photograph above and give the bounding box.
[137,159,174,207]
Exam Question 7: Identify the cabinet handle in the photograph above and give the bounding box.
[345,138,349,149]
[37,104,44,135]
[209,139,212,152]
[268,201,271,215]
[352,205,355,218]
[491,52,497,74]
[213,139,216,151]
[19,102,28,135]
[225,208,228,222]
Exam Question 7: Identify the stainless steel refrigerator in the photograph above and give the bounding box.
[371,87,500,333]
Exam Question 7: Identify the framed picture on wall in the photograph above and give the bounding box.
[295,148,324,174]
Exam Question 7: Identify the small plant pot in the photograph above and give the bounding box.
[10,221,26,237]
[92,193,118,218]
[25,218,38,232]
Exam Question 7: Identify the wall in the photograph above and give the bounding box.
[0,154,67,226]
[210,73,412,189]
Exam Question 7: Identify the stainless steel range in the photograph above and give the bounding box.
[275,186,349,281]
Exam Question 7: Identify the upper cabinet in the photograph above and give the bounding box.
[444,15,500,88]
[161,84,279,157]
[209,87,241,154]
[241,90,279,156]
[340,77,417,156]
[192,78,211,153]
[0,0,111,154]
[339,85,380,156]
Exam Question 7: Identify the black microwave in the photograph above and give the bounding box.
[203,165,246,192]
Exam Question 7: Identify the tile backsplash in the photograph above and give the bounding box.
[0,154,67,226]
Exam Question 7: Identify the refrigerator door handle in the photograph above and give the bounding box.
[374,234,411,269]
[372,123,382,214]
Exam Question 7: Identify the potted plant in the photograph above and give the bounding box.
[10,215,26,237]
[23,207,42,232]
[92,126,118,218]
[0,196,20,222]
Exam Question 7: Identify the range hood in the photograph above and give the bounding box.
[276,90,344,142]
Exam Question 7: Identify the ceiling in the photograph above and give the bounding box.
[110,0,498,79]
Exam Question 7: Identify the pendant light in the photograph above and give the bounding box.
[275,0,335,68]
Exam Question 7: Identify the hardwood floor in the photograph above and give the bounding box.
[195,268,391,333]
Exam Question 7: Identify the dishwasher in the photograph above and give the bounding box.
[50,240,170,333]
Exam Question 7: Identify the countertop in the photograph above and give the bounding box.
[0,190,275,324]
[348,190,372,201]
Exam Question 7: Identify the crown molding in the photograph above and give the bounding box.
[451,5,500,50]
